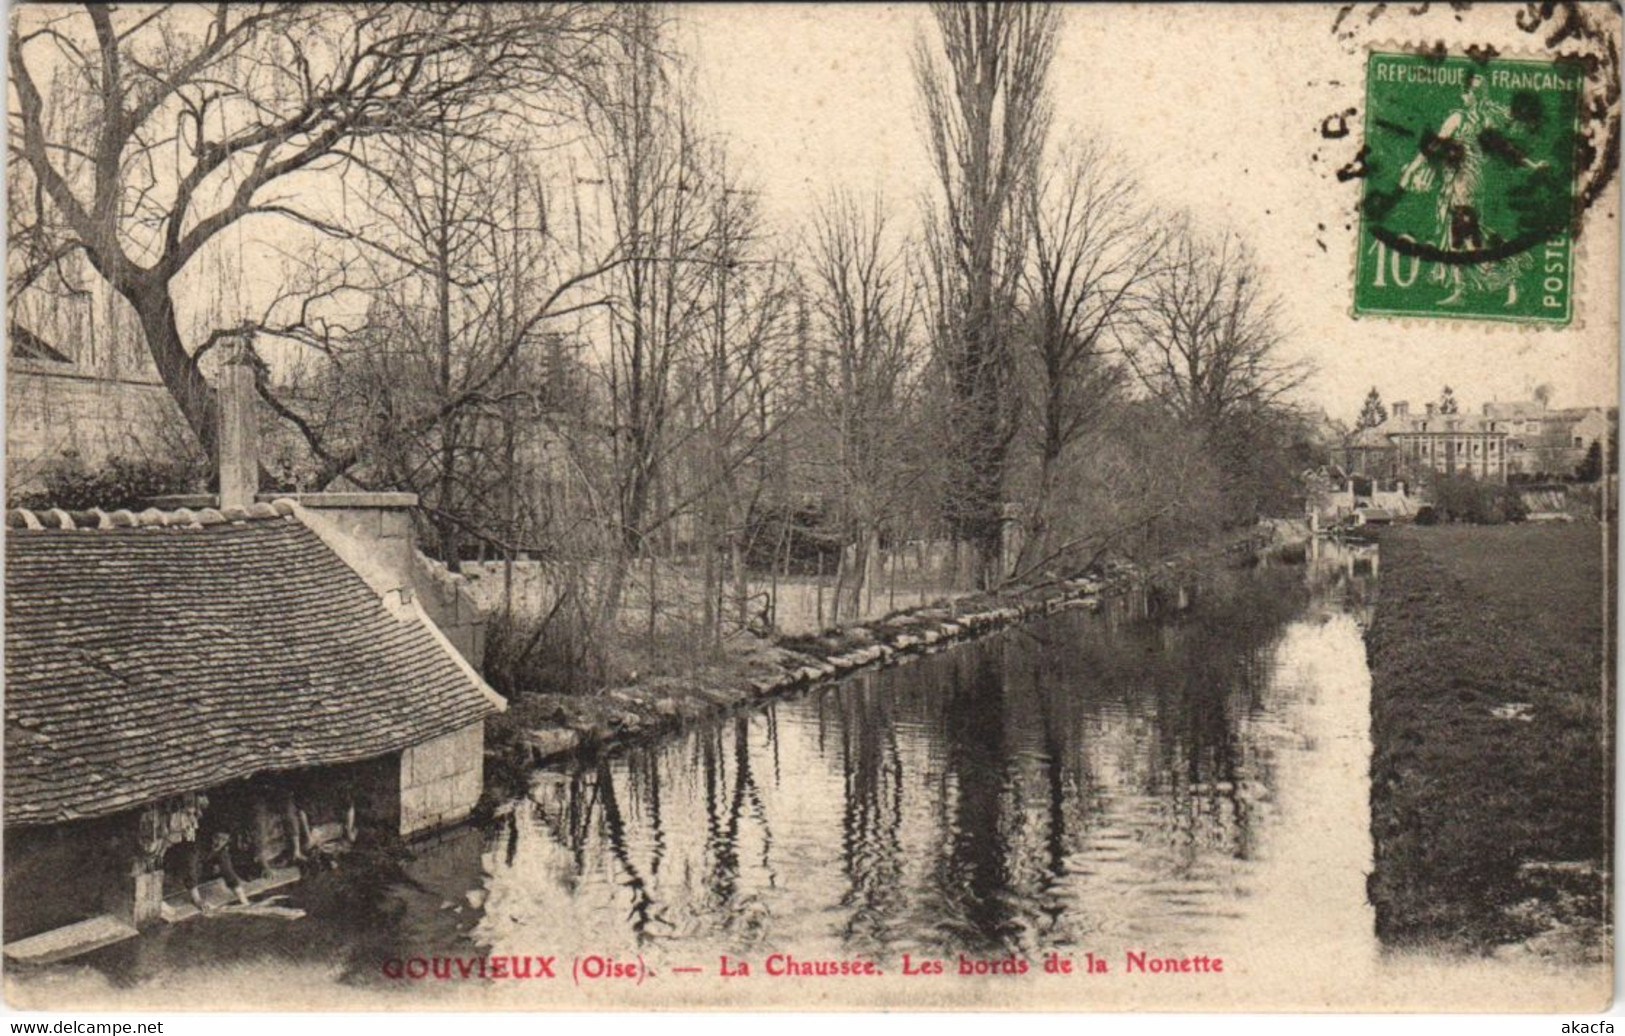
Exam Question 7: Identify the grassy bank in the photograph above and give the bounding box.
[1367,523,1613,959]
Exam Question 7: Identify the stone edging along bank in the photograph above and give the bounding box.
[483,540,1261,784]
[483,529,1291,787]
[480,527,1289,789]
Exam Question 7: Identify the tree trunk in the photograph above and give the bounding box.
[598,549,633,641]
[731,529,749,634]
[1014,446,1061,577]
[843,533,867,621]
[131,285,218,464]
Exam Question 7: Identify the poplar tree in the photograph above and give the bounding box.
[1357,387,1388,430]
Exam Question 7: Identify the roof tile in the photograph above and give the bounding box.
[5,517,497,826]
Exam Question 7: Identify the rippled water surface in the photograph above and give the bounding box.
[482,548,1375,967]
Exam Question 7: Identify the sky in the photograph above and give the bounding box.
[680,3,1621,426]
[18,4,1614,428]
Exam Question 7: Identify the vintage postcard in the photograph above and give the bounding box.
[3,1,1619,1017]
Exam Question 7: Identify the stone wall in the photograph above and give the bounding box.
[276,494,488,670]
[6,360,185,494]
[458,560,560,620]
[412,555,489,670]
[398,722,484,836]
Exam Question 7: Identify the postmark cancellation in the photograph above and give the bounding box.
[1355,50,1584,326]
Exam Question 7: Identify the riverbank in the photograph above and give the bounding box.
[484,525,1291,795]
[1365,523,1613,962]
[484,571,1125,788]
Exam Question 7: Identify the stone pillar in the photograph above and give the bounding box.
[129,860,165,926]
[216,340,259,511]
[108,852,166,928]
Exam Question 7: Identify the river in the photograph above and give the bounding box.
[11,540,1607,1011]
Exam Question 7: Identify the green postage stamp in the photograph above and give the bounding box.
[1355,50,1583,326]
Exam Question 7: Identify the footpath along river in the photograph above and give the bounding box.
[12,540,1608,1011]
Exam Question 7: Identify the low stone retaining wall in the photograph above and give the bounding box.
[487,527,1299,781]
[500,566,1135,771]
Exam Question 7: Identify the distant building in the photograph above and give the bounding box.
[1481,399,1616,478]
[1340,400,1509,484]
[1339,423,1405,483]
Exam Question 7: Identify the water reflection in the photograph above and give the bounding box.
[476,550,1361,965]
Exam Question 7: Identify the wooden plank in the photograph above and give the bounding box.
[4,914,138,965]
[160,866,302,923]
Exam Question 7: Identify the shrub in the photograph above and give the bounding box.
[743,499,844,574]
[481,602,605,699]
[1575,440,1604,483]
[1427,472,1527,525]
[11,452,202,511]
[1499,486,1530,524]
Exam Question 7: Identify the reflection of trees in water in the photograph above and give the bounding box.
[696,717,776,943]
[962,630,1107,950]
[784,573,1312,955]
[524,770,601,896]
[501,557,1339,961]
[593,758,668,944]
[765,706,783,788]
[94,557,1356,990]
[560,768,595,880]
[502,806,521,868]
[524,755,672,944]
[1140,572,1305,868]
[935,648,1023,952]
[626,750,667,879]
[530,714,782,948]
[903,568,1307,950]
[1031,657,1099,940]
[829,682,907,948]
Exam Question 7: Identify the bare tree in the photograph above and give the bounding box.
[1125,223,1307,439]
[1011,139,1162,579]
[585,5,716,628]
[1042,403,1226,571]
[804,190,923,620]
[1124,222,1312,525]
[914,1,1059,589]
[298,103,564,567]
[687,169,797,642]
[9,4,621,475]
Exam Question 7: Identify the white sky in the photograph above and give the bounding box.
[681,3,1621,425]
[23,4,1614,428]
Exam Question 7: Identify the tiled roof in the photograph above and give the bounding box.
[5,504,499,826]
[1346,425,1392,448]
[1381,413,1502,435]
[1482,400,1548,420]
